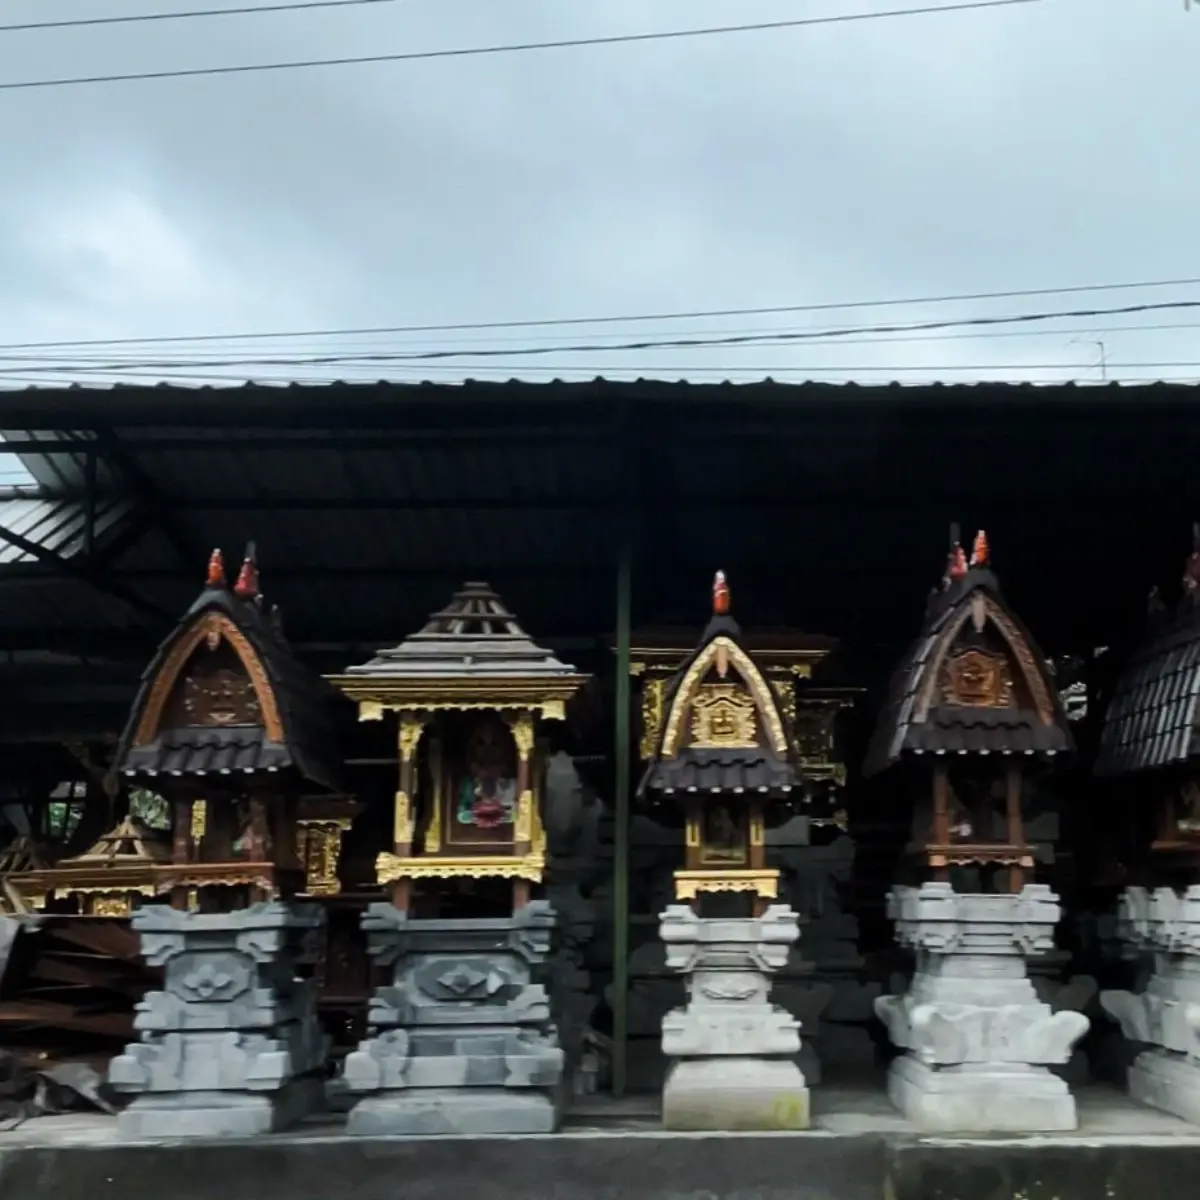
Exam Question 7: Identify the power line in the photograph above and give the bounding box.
[0,0,400,34]
[0,0,1039,92]
[1,273,1194,353]
[8,299,1200,372]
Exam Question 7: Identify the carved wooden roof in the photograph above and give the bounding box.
[115,548,343,790]
[340,581,583,682]
[58,815,170,866]
[1096,533,1200,776]
[863,530,1073,777]
[638,572,801,800]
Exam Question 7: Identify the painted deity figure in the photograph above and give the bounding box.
[455,718,518,830]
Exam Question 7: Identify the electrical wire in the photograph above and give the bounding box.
[0,0,1040,92]
[0,0,401,34]
[1,273,1194,353]
[6,299,1200,373]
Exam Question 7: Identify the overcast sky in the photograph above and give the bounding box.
[0,0,1195,389]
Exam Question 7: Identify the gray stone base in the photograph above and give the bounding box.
[346,1088,559,1136]
[887,1057,1079,1132]
[662,1058,810,1131]
[116,1079,324,1139]
[1128,1050,1200,1126]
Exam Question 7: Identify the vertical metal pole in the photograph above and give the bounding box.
[611,517,633,1097]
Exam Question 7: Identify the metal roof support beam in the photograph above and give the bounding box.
[0,520,171,623]
[89,426,201,573]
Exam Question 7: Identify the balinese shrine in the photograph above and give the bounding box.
[6,379,1200,1167]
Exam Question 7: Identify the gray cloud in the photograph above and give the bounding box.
[0,0,1196,385]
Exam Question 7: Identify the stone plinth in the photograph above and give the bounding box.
[108,901,329,1138]
[875,883,1088,1132]
[659,903,810,1131]
[343,899,564,1135]
[1101,886,1200,1125]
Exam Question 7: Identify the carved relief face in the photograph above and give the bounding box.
[943,649,1014,709]
[182,668,261,726]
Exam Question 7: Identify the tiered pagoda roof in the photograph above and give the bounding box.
[1096,526,1200,777]
[864,529,1073,777]
[116,546,343,791]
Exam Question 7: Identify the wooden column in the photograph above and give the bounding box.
[391,712,425,912]
[510,711,536,911]
[931,765,950,882]
[1005,762,1024,893]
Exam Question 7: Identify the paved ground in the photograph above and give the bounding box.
[3,1083,1198,1147]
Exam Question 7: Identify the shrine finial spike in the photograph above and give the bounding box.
[970,529,990,568]
[234,541,260,599]
[205,548,226,588]
[948,543,968,582]
[712,570,731,616]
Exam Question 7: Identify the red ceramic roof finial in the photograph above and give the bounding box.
[234,542,260,599]
[970,529,990,569]
[205,548,226,588]
[713,570,731,615]
[948,544,968,581]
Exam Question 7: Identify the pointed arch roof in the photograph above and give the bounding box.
[863,530,1072,776]
[115,547,344,790]
[638,572,800,797]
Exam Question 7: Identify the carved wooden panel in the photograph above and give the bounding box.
[941,649,1015,709]
[180,668,262,727]
[688,683,759,750]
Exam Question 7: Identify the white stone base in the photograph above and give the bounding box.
[662,1057,810,1131]
[887,1057,1079,1132]
[1128,1050,1200,1126]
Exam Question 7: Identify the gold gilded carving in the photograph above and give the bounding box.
[943,649,1015,709]
[750,815,765,846]
[133,611,284,745]
[629,662,648,677]
[770,679,797,728]
[514,790,534,843]
[376,850,545,885]
[392,791,414,847]
[508,713,536,762]
[425,740,443,853]
[186,887,199,911]
[398,717,425,763]
[359,701,384,722]
[689,684,758,750]
[298,820,350,896]
[685,814,701,848]
[662,637,787,758]
[639,677,667,760]
[673,868,779,901]
[190,800,208,843]
[90,895,133,917]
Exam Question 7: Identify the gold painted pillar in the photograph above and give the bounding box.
[391,712,426,910]
[509,711,536,909]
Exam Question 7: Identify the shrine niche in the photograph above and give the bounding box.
[114,545,345,910]
[329,581,590,917]
[865,528,1071,890]
[640,572,805,910]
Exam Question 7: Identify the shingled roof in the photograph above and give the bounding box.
[1095,528,1200,777]
[115,546,344,791]
[639,572,801,799]
[863,529,1073,777]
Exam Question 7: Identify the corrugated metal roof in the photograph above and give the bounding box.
[0,495,136,565]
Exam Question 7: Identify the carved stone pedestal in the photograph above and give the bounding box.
[343,899,564,1135]
[1101,886,1200,1125]
[874,883,1088,1132]
[659,904,810,1131]
[108,902,329,1139]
